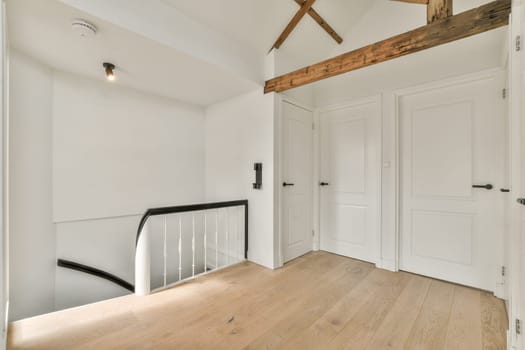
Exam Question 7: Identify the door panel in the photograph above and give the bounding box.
[282,102,313,263]
[399,77,505,291]
[411,102,473,197]
[320,101,381,263]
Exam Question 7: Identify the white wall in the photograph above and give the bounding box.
[52,71,205,222]
[51,70,206,310]
[9,51,56,321]
[54,216,137,311]
[9,50,207,320]
[205,89,278,269]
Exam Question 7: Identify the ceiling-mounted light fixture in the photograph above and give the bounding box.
[103,62,116,81]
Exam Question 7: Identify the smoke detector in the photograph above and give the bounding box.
[71,19,97,38]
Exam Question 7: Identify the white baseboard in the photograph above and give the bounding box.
[376,259,397,272]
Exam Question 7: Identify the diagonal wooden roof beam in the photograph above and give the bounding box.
[271,0,316,51]
[293,0,343,44]
[265,0,510,93]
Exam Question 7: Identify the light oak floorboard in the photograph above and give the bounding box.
[481,291,508,350]
[403,279,456,350]
[7,252,507,350]
[444,286,482,350]
[365,274,432,350]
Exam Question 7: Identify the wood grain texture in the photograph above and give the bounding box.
[444,286,482,350]
[264,0,511,93]
[403,280,456,349]
[365,274,432,350]
[271,0,316,50]
[293,0,343,44]
[7,252,507,350]
[427,0,453,23]
[481,291,508,349]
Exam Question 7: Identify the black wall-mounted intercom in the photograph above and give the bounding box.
[253,163,262,190]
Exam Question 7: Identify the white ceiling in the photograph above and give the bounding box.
[7,0,260,106]
[162,0,375,69]
[160,0,498,72]
[7,0,509,107]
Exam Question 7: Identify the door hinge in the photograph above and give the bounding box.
[502,266,506,277]
[312,230,315,237]
[516,35,522,52]
[502,88,507,99]
[516,319,522,335]
[312,123,315,130]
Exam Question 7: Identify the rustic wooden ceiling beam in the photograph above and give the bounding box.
[271,0,316,50]
[264,0,510,94]
[293,0,343,44]
[427,0,453,23]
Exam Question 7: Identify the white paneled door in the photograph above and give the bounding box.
[399,76,505,292]
[319,101,381,263]
[281,101,313,263]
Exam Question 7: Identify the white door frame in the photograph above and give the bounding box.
[1,0,7,347]
[384,68,507,278]
[315,96,383,266]
[508,1,523,348]
[276,95,315,268]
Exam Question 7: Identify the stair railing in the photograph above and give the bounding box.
[135,200,248,296]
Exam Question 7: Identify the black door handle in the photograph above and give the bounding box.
[500,188,511,193]
[517,198,525,206]
[472,184,493,190]
[283,182,295,187]
[320,182,329,186]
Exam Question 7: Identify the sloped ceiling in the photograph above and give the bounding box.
[8,0,261,106]
[162,0,375,72]
[8,0,508,107]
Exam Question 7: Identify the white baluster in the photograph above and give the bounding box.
[237,207,241,262]
[178,215,182,281]
[226,208,230,265]
[215,210,219,269]
[163,216,167,287]
[135,222,151,296]
[192,213,195,277]
[204,213,207,273]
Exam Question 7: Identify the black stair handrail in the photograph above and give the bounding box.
[57,201,249,294]
[135,200,249,259]
[57,259,134,292]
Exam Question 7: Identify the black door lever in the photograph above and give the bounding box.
[472,184,493,190]
[320,182,329,186]
[283,182,295,187]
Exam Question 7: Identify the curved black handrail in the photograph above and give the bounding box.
[135,200,249,259]
[57,259,135,292]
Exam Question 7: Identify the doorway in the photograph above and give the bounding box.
[398,74,506,292]
[318,99,381,264]
[281,101,314,263]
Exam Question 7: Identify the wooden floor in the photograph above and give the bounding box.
[8,252,508,350]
